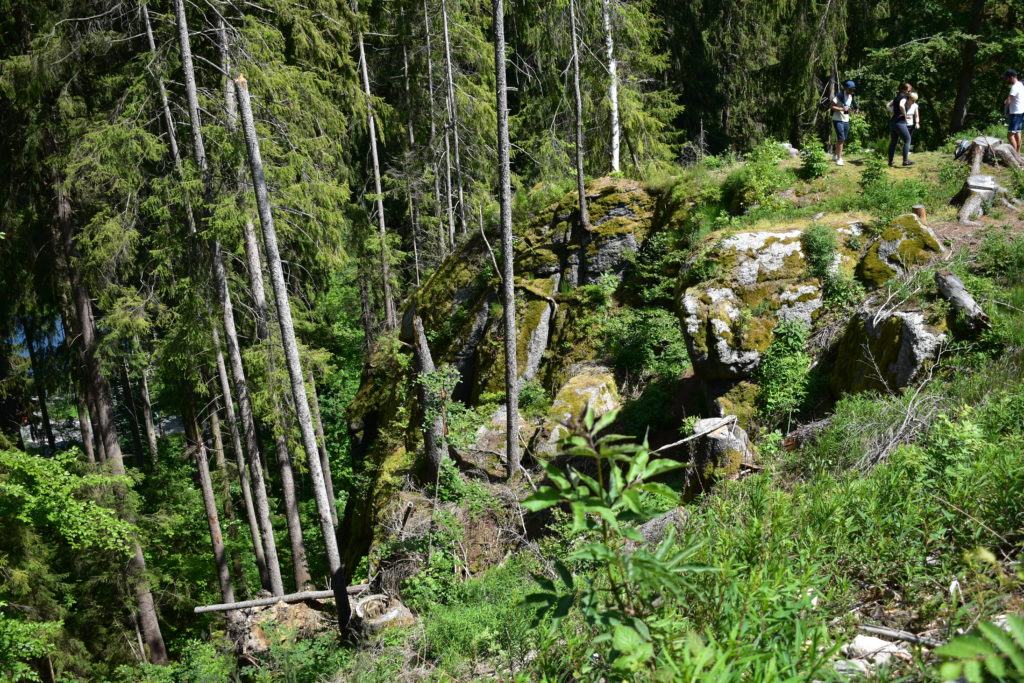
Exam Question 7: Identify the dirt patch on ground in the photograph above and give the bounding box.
[930,212,1024,253]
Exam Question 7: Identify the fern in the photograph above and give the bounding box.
[935,615,1024,682]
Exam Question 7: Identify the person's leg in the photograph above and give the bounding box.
[899,122,912,164]
[1007,115,1021,153]
[888,122,898,166]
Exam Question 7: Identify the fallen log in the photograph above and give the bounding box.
[935,269,990,332]
[194,584,369,614]
[858,624,945,648]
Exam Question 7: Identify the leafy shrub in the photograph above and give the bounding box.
[518,379,552,418]
[936,615,1024,682]
[798,147,829,180]
[422,561,535,674]
[858,153,927,228]
[756,320,810,424]
[604,308,689,382]
[721,140,791,214]
[800,224,837,279]
[977,227,1024,282]
[522,407,713,676]
[843,114,871,153]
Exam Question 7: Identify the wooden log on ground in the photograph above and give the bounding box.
[194,584,368,614]
[935,269,990,331]
[858,624,945,648]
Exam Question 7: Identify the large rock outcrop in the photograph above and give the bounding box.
[676,221,862,379]
[339,178,658,579]
[831,309,946,394]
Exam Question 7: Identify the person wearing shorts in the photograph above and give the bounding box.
[1005,69,1024,153]
[830,81,857,166]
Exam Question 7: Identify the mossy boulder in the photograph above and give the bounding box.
[677,223,861,379]
[831,309,946,394]
[856,214,943,288]
[531,367,621,458]
[689,416,758,488]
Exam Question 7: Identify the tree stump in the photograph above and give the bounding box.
[951,174,1023,225]
[954,135,1024,174]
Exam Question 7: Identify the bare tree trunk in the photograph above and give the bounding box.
[569,0,591,231]
[174,0,284,596]
[207,395,247,596]
[354,3,397,331]
[76,392,96,464]
[22,318,56,451]
[241,218,312,589]
[441,0,468,236]
[187,403,235,604]
[494,0,520,477]
[403,41,423,286]
[214,338,270,590]
[54,170,168,665]
[357,274,375,351]
[950,0,986,132]
[306,369,337,527]
[61,313,96,463]
[120,360,146,462]
[138,364,159,463]
[413,317,445,478]
[601,0,620,172]
[423,0,449,257]
[235,75,342,576]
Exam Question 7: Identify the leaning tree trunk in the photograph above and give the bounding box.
[494,0,520,477]
[306,369,338,527]
[441,0,468,236]
[235,75,342,575]
[119,360,146,463]
[569,0,591,232]
[187,403,235,604]
[600,0,620,173]
[214,337,270,590]
[242,220,312,589]
[54,170,168,665]
[206,393,247,596]
[174,0,284,595]
[354,2,397,331]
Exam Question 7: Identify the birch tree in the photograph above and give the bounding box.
[569,0,591,231]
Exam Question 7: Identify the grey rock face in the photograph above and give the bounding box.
[832,309,945,394]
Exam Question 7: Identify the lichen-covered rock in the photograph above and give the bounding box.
[708,380,761,429]
[856,214,943,288]
[677,223,861,379]
[831,309,946,394]
[532,367,621,457]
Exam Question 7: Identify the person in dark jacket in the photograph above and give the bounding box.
[888,84,914,167]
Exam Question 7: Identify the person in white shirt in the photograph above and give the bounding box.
[1005,69,1024,153]
[904,92,920,156]
[830,80,858,166]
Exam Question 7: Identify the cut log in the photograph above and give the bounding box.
[935,269,990,332]
[194,584,368,614]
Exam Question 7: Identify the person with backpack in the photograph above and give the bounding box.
[887,84,914,167]
[830,80,858,166]
[1005,69,1023,153]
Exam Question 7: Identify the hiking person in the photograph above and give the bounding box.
[830,80,858,166]
[887,85,914,167]
[904,92,920,157]
[1005,69,1023,153]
